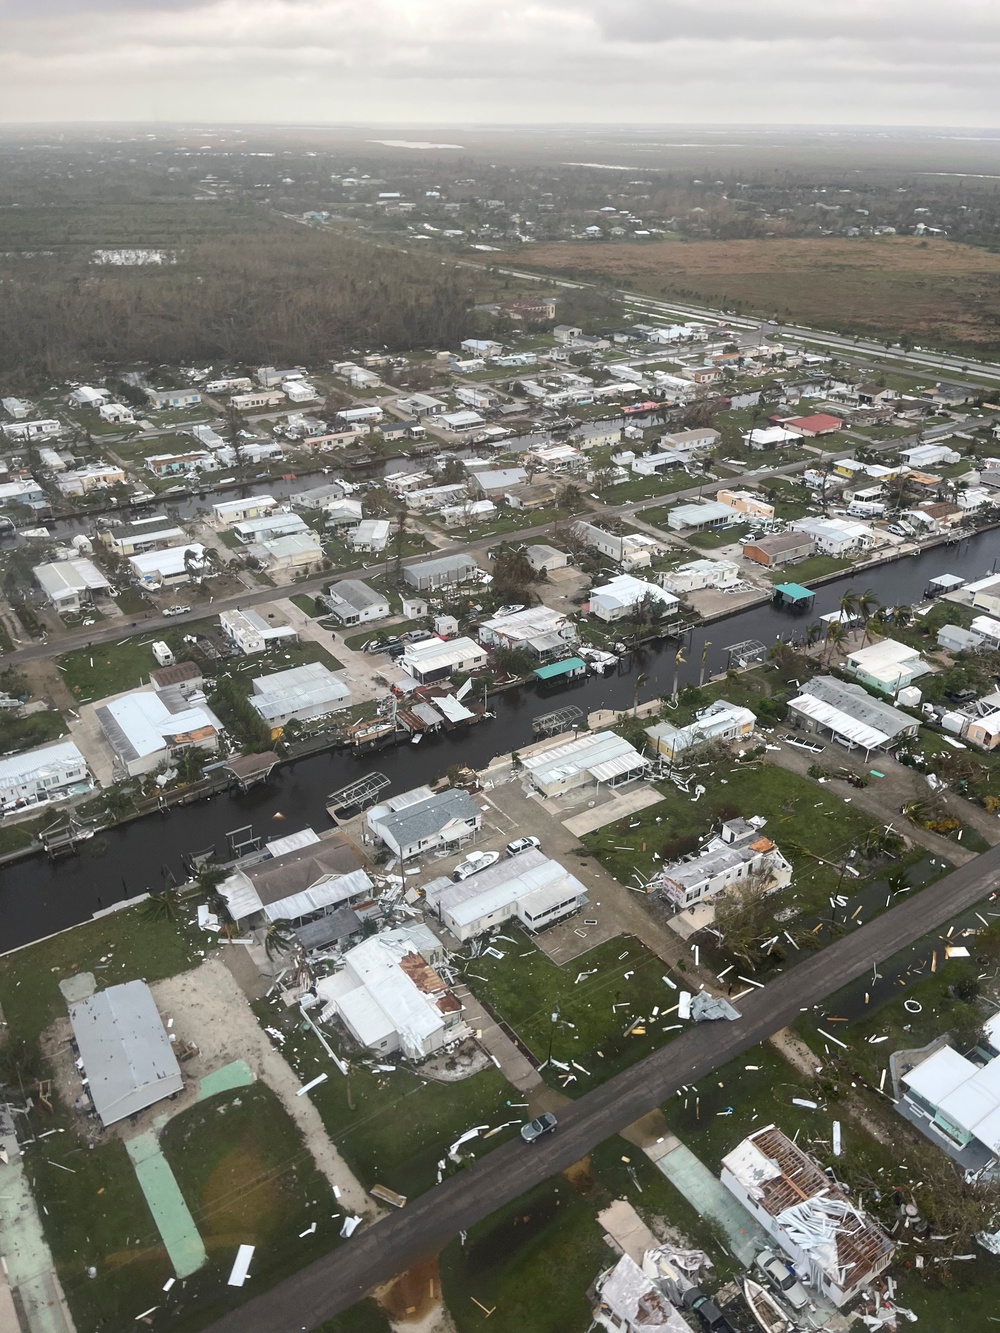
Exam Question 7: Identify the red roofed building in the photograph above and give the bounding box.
[774,413,843,437]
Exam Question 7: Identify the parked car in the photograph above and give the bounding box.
[401,629,434,644]
[505,836,541,857]
[755,1250,809,1310]
[520,1112,557,1144]
[682,1290,736,1333]
[162,605,190,617]
[365,636,402,655]
[887,524,908,537]
[452,849,500,881]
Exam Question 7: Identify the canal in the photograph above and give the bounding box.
[2,528,999,954]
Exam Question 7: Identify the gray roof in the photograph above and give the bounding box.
[746,531,814,553]
[404,553,478,581]
[796,675,916,739]
[294,906,363,951]
[330,579,387,612]
[68,980,182,1126]
[245,836,363,908]
[373,788,480,848]
[109,515,182,542]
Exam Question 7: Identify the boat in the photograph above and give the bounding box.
[578,646,618,675]
[742,1278,793,1333]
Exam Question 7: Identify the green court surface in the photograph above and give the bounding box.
[198,1059,255,1100]
[125,1133,207,1278]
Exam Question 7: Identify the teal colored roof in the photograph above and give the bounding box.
[534,657,587,680]
[774,583,814,601]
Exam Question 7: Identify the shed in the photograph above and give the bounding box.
[534,657,587,683]
[69,980,183,1127]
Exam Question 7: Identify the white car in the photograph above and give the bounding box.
[505,836,541,857]
[452,850,500,881]
[755,1251,809,1310]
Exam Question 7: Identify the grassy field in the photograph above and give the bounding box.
[159,1084,341,1330]
[466,932,684,1093]
[57,630,343,703]
[766,553,852,583]
[0,908,202,1044]
[582,762,934,949]
[515,236,1000,355]
[0,707,67,754]
[440,1134,735,1333]
[252,996,517,1201]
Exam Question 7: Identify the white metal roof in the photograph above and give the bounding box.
[0,740,87,792]
[432,852,586,929]
[34,558,110,601]
[788,693,889,750]
[904,1047,1000,1153]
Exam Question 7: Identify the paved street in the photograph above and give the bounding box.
[205,840,1000,1333]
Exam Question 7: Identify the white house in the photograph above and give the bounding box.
[521,730,650,798]
[721,1126,894,1306]
[646,700,756,764]
[217,830,371,926]
[899,443,961,468]
[0,740,92,813]
[69,385,108,408]
[218,608,298,655]
[845,639,931,695]
[322,579,390,626]
[659,559,739,596]
[317,927,464,1061]
[212,495,277,527]
[655,818,791,910]
[588,575,680,623]
[348,518,391,553]
[478,606,577,657]
[246,531,323,576]
[367,786,482,861]
[129,544,207,588]
[665,501,734,533]
[571,521,658,571]
[899,1043,1000,1168]
[232,512,308,544]
[791,516,876,557]
[248,662,352,729]
[425,849,588,941]
[94,689,221,777]
[34,558,111,612]
[145,388,202,410]
[401,636,487,684]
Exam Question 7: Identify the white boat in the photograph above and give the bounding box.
[742,1278,792,1333]
[579,646,618,674]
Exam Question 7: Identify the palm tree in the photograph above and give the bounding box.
[823,621,849,665]
[632,671,648,717]
[670,647,686,700]
[264,920,295,960]
[838,591,859,623]
[805,621,823,651]
[856,589,881,645]
[891,604,913,629]
[141,891,179,923]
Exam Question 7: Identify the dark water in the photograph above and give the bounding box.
[2,528,999,954]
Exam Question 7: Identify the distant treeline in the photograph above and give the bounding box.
[0,226,476,380]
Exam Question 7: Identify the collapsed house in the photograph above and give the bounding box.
[721,1125,894,1306]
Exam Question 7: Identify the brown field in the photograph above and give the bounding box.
[517,237,1000,354]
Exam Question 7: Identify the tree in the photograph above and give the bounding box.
[823,621,849,665]
[141,890,179,923]
[856,589,880,645]
[913,1152,1000,1248]
[264,920,295,960]
[491,545,538,603]
[714,875,782,963]
[805,621,823,651]
[222,403,249,470]
[838,591,859,622]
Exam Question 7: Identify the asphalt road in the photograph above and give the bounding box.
[206,840,1000,1333]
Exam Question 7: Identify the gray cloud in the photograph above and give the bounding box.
[0,0,998,125]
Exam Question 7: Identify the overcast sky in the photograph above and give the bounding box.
[1,0,998,126]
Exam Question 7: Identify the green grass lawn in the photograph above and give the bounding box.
[683,527,744,550]
[343,619,424,651]
[0,811,52,858]
[465,932,684,1093]
[159,1084,342,1331]
[0,707,67,754]
[252,996,517,1201]
[0,908,202,1045]
[114,586,153,615]
[765,554,852,584]
[600,472,694,506]
[318,1303,393,1333]
[23,1104,173,1333]
[290,592,322,616]
[219,639,344,693]
[440,1132,738,1333]
[584,763,899,932]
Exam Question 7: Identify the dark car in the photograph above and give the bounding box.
[682,1290,737,1333]
[520,1112,557,1144]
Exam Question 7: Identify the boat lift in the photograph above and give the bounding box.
[326,771,391,819]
